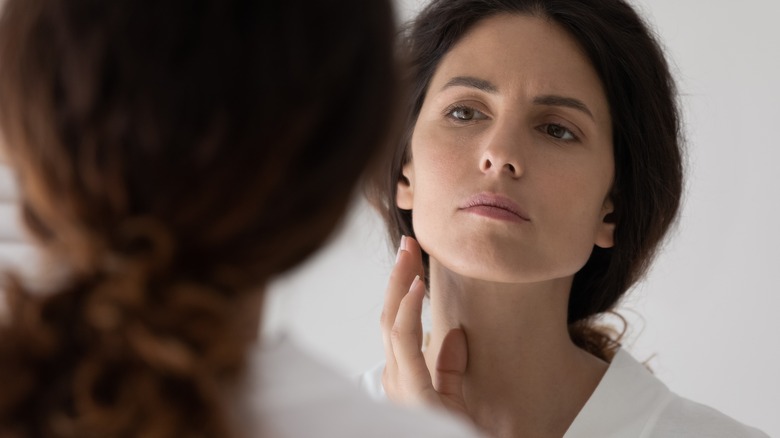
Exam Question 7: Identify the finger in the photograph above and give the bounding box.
[390,275,432,392]
[381,237,415,332]
[380,236,427,396]
[434,328,468,403]
[381,235,414,372]
[381,236,424,344]
[403,236,426,280]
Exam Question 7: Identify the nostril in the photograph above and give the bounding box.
[505,163,516,174]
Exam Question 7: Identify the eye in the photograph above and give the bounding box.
[445,105,488,122]
[543,124,577,141]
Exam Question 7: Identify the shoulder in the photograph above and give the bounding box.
[566,349,768,438]
[650,395,769,438]
[244,337,482,438]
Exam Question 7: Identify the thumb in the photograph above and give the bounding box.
[434,328,468,401]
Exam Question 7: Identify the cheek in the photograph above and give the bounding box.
[407,129,468,261]
[408,162,455,245]
[538,163,612,248]
[412,127,465,177]
[408,128,469,205]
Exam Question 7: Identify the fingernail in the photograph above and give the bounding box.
[395,235,407,263]
[409,275,421,293]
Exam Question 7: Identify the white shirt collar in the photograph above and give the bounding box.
[564,348,675,437]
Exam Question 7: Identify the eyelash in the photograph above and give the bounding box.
[538,123,579,142]
[444,104,581,142]
[443,104,488,123]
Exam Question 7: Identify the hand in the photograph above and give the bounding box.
[380,235,470,417]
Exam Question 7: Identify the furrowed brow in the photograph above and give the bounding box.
[441,76,499,93]
[533,95,594,119]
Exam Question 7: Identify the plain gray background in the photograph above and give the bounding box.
[0,0,777,436]
[263,0,780,436]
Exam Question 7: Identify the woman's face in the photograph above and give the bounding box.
[397,13,615,284]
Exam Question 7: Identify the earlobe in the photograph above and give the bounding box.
[595,198,615,249]
[395,161,414,210]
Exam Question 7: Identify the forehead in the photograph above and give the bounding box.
[430,13,610,122]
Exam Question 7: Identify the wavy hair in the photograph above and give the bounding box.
[369,0,683,360]
[0,0,397,436]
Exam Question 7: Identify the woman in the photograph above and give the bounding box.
[0,0,481,436]
[362,0,768,436]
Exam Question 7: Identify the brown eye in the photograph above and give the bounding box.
[447,106,487,122]
[545,124,575,140]
[452,107,476,120]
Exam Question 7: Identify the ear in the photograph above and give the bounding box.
[396,161,415,210]
[594,196,615,249]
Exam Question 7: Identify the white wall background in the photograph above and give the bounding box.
[263,0,780,436]
[0,0,777,435]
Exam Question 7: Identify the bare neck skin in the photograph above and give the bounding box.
[422,260,608,438]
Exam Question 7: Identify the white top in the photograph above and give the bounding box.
[359,348,768,437]
[0,164,37,272]
[244,335,484,438]
[0,164,40,321]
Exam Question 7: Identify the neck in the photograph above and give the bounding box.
[423,260,607,438]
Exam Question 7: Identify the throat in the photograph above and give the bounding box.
[423,265,609,438]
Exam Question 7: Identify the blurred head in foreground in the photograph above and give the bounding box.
[0,0,397,436]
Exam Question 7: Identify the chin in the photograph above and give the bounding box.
[428,245,584,285]
[416,227,587,285]
[430,253,537,284]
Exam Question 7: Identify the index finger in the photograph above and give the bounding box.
[402,236,426,281]
[380,236,425,334]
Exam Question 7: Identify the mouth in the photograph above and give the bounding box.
[459,193,530,223]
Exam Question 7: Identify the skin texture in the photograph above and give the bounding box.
[398,14,615,283]
[382,14,618,438]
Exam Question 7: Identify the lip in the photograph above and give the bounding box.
[459,192,530,223]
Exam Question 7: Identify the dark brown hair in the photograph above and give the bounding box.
[369,0,683,360]
[0,0,397,436]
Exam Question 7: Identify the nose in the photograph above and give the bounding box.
[479,122,524,178]
[480,155,521,176]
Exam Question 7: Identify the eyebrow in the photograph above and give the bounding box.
[441,76,595,120]
[441,76,499,93]
[533,95,594,120]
